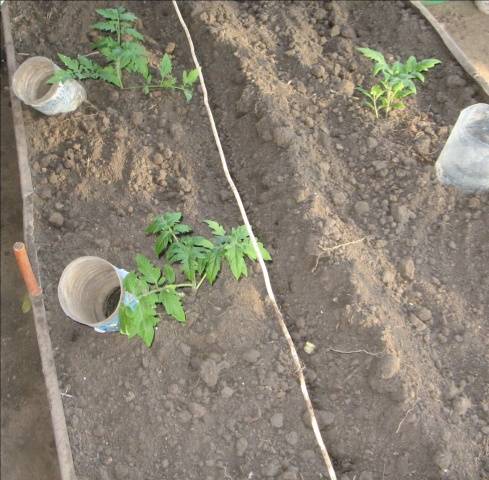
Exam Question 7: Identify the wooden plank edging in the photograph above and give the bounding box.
[411,0,489,97]
[1,4,77,479]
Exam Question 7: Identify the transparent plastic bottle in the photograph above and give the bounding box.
[435,103,489,193]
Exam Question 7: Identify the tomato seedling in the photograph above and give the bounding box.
[48,6,199,100]
[119,212,271,347]
[356,47,441,118]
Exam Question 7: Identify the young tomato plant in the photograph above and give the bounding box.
[119,212,271,347]
[356,47,441,118]
[47,6,199,100]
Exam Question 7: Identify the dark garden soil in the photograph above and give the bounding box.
[8,1,489,479]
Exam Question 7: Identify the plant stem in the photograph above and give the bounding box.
[373,99,379,119]
[195,275,206,291]
[116,9,121,45]
[140,283,194,299]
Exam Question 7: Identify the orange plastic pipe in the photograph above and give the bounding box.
[13,242,42,297]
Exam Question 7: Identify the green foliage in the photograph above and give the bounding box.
[119,212,271,347]
[47,6,198,101]
[20,293,32,314]
[356,47,441,118]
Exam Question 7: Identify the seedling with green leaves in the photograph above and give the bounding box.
[119,212,271,347]
[356,47,441,118]
[48,6,199,100]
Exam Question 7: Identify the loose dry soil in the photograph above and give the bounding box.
[8,1,489,479]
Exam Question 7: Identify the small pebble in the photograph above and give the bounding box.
[270,413,284,428]
[48,212,64,228]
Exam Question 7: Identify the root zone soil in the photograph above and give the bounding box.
[9,1,489,479]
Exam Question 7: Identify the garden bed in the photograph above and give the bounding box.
[8,1,489,479]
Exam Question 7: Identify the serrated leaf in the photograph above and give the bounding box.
[123,272,148,297]
[119,298,158,347]
[47,69,73,84]
[185,68,199,85]
[161,77,177,89]
[204,248,222,284]
[146,212,182,234]
[122,27,144,40]
[21,293,31,313]
[371,84,385,97]
[98,65,121,87]
[163,264,176,284]
[135,254,161,284]
[391,102,406,110]
[357,47,386,66]
[174,224,192,234]
[416,58,441,72]
[160,289,186,323]
[57,53,79,71]
[167,236,212,283]
[224,244,247,280]
[159,53,173,78]
[183,88,193,102]
[244,241,272,261]
[205,220,226,237]
[91,21,118,33]
[96,8,121,20]
[119,11,137,22]
[154,231,173,256]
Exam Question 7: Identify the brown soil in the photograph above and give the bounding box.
[8,1,489,479]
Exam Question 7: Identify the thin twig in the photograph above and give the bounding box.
[396,400,418,434]
[312,237,366,273]
[327,347,384,357]
[172,2,337,479]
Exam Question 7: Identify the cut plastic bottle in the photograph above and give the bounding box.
[435,103,489,193]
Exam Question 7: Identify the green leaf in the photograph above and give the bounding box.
[98,65,121,87]
[91,21,118,33]
[416,58,441,72]
[155,231,173,256]
[205,220,226,237]
[47,69,74,84]
[174,224,192,234]
[160,289,186,323]
[147,212,182,234]
[225,244,248,280]
[122,27,144,41]
[21,293,31,314]
[147,212,189,256]
[167,236,212,283]
[163,264,176,284]
[119,11,137,22]
[159,53,173,78]
[57,53,79,71]
[119,297,159,347]
[161,77,177,89]
[405,56,417,73]
[135,254,161,285]
[391,102,406,110]
[182,88,193,102]
[96,7,122,20]
[357,47,386,66]
[204,248,223,284]
[185,68,199,85]
[123,272,148,297]
[371,84,385,98]
[244,241,272,261]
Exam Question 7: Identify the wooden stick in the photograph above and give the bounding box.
[172,2,337,479]
[13,242,42,297]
